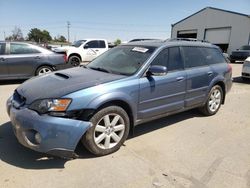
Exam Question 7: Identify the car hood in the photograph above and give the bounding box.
[16,67,126,104]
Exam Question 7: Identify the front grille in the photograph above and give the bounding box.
[12,90,26,108]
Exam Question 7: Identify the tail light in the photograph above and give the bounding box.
[228,63,232,72]
[63,53,68,63]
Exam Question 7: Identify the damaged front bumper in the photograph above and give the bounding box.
[7,98,91,158]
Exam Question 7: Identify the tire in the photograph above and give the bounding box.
[199,85,223,116]
[242,77,249,82]
[68,55,81,66]
[82,106,130,156]
[35,66,53,76]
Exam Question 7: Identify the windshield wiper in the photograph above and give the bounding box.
[88,67,111,73]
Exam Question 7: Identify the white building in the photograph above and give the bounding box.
[171,7,250,54]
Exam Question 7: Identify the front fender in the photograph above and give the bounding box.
[87,92,137,119]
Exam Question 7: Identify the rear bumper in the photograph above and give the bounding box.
[7,100,91,158]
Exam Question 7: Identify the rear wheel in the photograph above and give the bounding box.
[36,66,53,76]
[82,106,130,156]
[68,55,81,66]
[199,85,223,116]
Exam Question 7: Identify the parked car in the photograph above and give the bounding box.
[0,41,69,80]
[242,56,250,81]
[230,45,250,63]
[53,39,109,66]
[7,39,232,158]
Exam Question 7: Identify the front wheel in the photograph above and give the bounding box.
[199,85,223,116]
[82,106,130,156]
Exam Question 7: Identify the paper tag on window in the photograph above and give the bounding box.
[132,47,149,53]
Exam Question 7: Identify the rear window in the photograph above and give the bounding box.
[98,40,106,48]
[0,43,6,55]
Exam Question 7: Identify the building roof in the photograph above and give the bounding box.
[172,7,250,26]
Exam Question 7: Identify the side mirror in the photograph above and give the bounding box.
[84,44,89,49]
[147,65,167,76]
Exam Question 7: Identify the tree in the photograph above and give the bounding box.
[5,26,23,41]
[27,28,52,43]
[54,35,67,42]
[114,39,121,46]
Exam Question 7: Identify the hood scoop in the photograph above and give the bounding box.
[54,72,70,79]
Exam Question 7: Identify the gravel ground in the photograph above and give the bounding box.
[0,63,250,188]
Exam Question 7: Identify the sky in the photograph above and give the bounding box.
[0,0,249,42]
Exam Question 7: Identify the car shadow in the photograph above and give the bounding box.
[0,79,26,85]
[233,76,250,84]
[0,109,202,169]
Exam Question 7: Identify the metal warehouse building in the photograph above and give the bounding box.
[171,7,250,54]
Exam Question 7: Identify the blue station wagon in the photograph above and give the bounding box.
[7,39,233,157]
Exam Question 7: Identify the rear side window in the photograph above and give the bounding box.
[98,40,106,48]
[201,48,226,65]
[10,43,40,54]
[85,41,99,48]
[0,43,6,55]
[182,47,206,68]
[168,47,183,71]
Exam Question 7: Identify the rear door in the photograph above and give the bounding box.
[181,46,213,107]
[0,42,9,79]
[7,43,42,78]
[83,40,106,62]
[138,47,186,119]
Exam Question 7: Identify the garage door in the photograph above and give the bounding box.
[205,28,231,44]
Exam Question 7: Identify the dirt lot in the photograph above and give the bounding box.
[0,64,249,188]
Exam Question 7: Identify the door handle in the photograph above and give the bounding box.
[94,49,99,52]
[176,76,185,82]
[207,71,213,76]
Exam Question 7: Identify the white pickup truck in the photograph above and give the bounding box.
[53,39,109,66]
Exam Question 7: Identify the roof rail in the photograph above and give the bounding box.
[167,38,210,43]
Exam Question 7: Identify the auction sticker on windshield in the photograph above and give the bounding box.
[132,47,149,53]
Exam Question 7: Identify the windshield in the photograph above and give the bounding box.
[240,45,250,50]
[87,45,156,75]
[72,40,86,47]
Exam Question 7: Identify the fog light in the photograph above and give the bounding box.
[35,133,42,144]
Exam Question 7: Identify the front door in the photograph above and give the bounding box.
[138,47,186,119]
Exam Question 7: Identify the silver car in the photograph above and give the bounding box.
[242,57,250,80]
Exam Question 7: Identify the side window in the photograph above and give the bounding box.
[182,47,207,68]
[10,43,40,54]
[168,47,183,71]
[151,48,168,67]
[201,48,226,65]
[0,43,6,55]
[98,40,106,48]
[85,41,99,48]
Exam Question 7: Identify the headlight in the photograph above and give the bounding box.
[29,99,72,114]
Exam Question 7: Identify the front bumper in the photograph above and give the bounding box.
[7,99,91,158]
